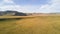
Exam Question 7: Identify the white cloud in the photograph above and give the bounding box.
[3,0,14,3]
[38,0,60,13]
[0,0,60,13]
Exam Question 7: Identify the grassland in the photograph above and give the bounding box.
[0,16,60,34]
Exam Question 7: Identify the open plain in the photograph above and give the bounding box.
[0,16,60,34]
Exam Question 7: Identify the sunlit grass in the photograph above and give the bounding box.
[0,16,60,34]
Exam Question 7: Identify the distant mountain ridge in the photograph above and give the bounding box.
[0,10,27,16]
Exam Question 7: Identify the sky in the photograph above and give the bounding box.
[0,0,60,13]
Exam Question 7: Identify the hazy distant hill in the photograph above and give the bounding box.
[27,13,60,16]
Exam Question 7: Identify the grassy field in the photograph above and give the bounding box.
[0,16,60,34]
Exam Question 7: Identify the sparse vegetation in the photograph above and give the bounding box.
[0,16,60,34]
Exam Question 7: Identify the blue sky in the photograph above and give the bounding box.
[0,0,60,13]
[13,0,50,5]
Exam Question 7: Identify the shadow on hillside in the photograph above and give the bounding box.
[0,18,22,21]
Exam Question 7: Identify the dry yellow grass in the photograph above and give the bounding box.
[0,16,60,34]
[0,15,59,18]
[15,16,60,34]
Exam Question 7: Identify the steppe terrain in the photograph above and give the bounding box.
[0,16,60,34]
